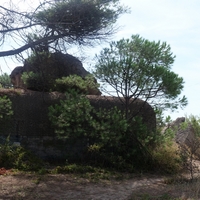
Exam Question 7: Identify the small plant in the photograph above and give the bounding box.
[50,163,126,181]
[0,73,12,88]
[0,95,13,120]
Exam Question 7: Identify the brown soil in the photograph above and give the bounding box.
[0,172,199,200]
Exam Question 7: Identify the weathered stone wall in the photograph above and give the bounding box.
[0,89,156,160]
[0,90,63,137]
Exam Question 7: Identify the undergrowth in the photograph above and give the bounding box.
[0,137,44,171]
[50,163,129,180]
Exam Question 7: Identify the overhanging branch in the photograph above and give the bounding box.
[0,34,66,57]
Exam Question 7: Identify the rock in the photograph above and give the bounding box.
[0,91,155,159]
[10,66,25,88]
[163,117,195,147]
[10,52,101,95]
[88,95,156,132]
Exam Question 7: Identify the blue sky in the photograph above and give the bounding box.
[115,0,200,120]
[1,0,200,120]
[88,0,200,120]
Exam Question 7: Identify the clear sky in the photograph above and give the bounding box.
[0,0,200,120]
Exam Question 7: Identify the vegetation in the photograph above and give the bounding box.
[0,1,200,200]
[178,115,200,180]
[48,87,177,172]
[0,95,13,121]
[48,89,95,139]
[0,0,128,58]
[94,34,187,115]
[54,74,100,94]
[0,73,12,88]
[0,137,44,171]
[21,71,45,91]
[49,89,146,170]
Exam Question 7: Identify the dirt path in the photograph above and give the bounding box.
[0,173,185,200]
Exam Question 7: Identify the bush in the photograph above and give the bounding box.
[48,89,95,139]
[48,90,155,171]
[151,142,182,174]
[54,74,100,94]
[0,73,12,88]
[0,137,44,171]
[0,95,13,120]
[21,71,48,91]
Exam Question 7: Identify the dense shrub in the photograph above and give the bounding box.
[48,89,94,139]
[21,71,47,91]
[48,90,154,171]
[0,95,13,133]
[48,76,187,172]
[0,73,12,88]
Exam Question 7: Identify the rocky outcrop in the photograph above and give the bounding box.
[10,52,101,95]
[163,117,195,147]
[1,91,156,137]
[0,91,156,160]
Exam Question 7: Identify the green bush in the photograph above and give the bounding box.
[48,90,155,171]
[48,89,95,139]
[0,137,44,171]
[54,74,100,94]
[21,51,54,91]
[0,73,12,88]
[0,95,13,120]
[21,71,48,91]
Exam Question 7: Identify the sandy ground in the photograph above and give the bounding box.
[1,172,198,200]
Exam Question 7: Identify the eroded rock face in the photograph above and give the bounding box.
[10,52,101,95]
[163,117,195,147]
[10,66,25,88]
[23,52,89,79]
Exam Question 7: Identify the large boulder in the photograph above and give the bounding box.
[10,52,101,95]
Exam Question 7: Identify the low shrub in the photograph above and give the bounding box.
[0,95,13,120]
[54,74,100,94]
[0,137,44,171]
[151,142,182,174]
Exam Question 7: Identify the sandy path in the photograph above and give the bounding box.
[0,173,169,200]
